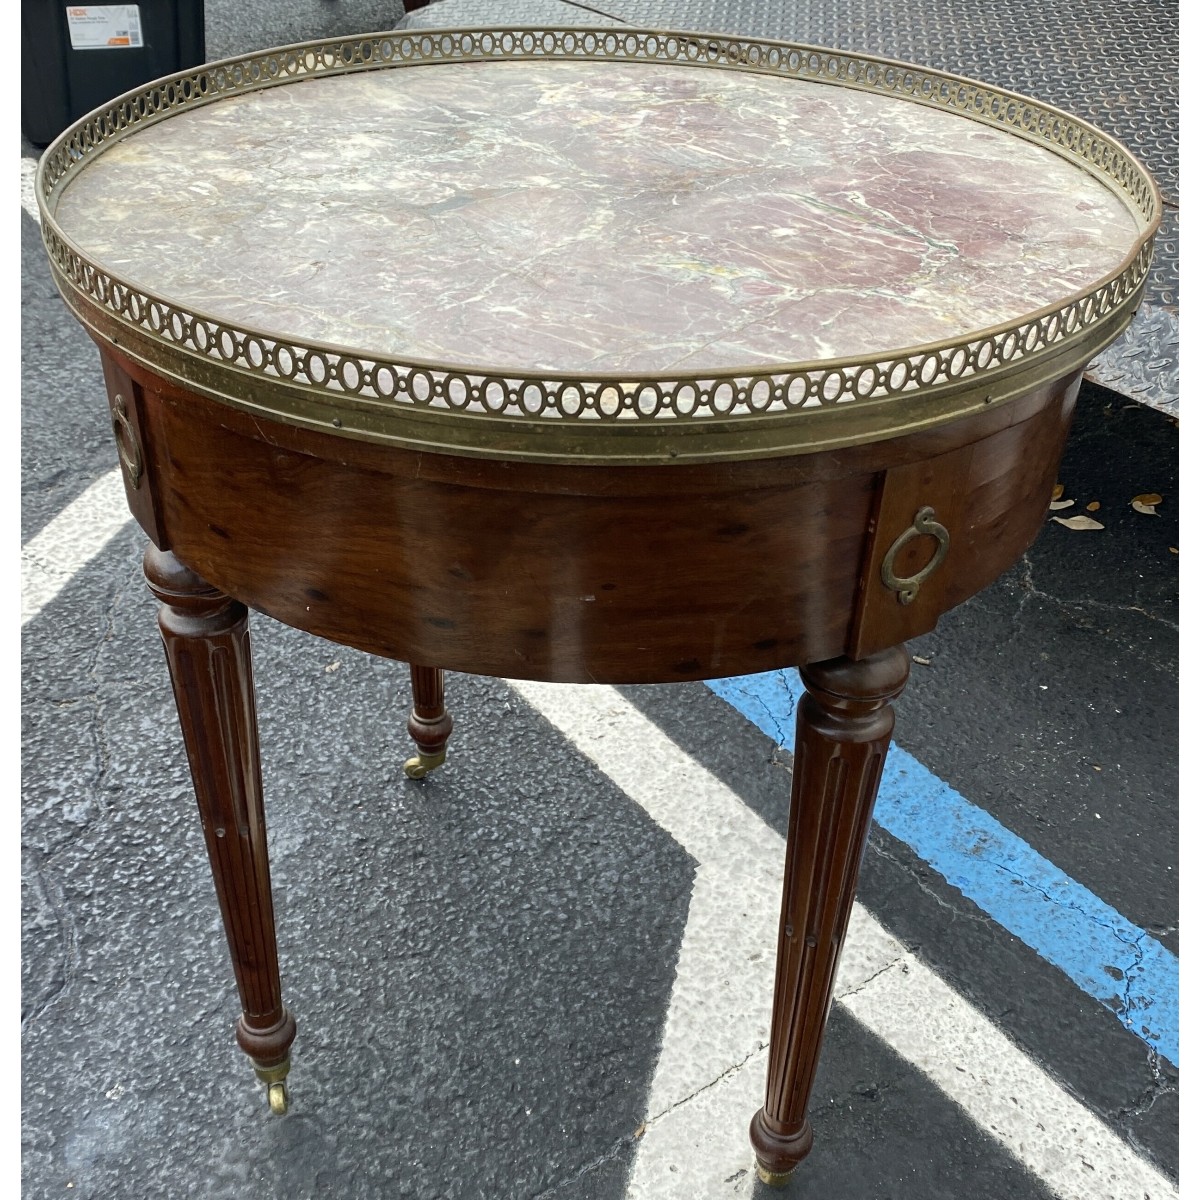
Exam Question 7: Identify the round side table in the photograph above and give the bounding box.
[37,27,1159,1185]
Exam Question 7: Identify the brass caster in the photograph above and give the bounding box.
[253,1057,291,1116]
[754,1161,796,1188]
[404,749,446,780]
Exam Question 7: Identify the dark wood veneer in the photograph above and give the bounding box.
[105,344,1077,683]
[101,336,1080,1181]
[750,647,910,1182]
[143,545,296,1109]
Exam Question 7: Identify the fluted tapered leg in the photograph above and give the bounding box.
[144,546,296,1113]
[750,646,910,1184]
[404,664,453,779]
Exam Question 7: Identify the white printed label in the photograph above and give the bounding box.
[66,5,143,50]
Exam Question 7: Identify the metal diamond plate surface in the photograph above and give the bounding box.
[404,0,1178,409]
[1086,305,1179,416]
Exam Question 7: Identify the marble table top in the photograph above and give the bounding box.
[54,58,1139,375]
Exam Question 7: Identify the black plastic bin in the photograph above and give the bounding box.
[22,1,206,145]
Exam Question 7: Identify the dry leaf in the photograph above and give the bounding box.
[1051,515,1104,531]
[1086,501,1100,512]
[1131,501,1159,516]
[912,655,932,666]
[1052,483,1064,500]
[1132,493,1163,506]
[1049,499,1075,510]
[633,1124,646,1139]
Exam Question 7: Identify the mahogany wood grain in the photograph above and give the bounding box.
[98,355,168,547]
[407,664,452,764]
[99,341,1084,1165]
[98,344,1079,686]
[749,646,911,1183]
[143,546,296,1073]
[849,378,1078,656]
[42,25,1151,1169]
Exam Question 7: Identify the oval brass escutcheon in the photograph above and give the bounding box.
[881,506,950,605]
[111,393,143,490]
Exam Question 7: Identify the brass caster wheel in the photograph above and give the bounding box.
[404,749,446,780]
[253,1056,291,1116]
[754,1162,795,1188]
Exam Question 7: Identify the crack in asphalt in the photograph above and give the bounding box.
[1118,928,1150,1030]
[1018,552,1179,635]
[20,860,80,1035]
[721,670,796,748]
[644,1043,767,1128]
[1115,1055,1174,1122]
[526,1131,632,1198]
[868,838,991,923]
[978,856,1168,1043]
[1108,1042,1178,1181]
[871,824,1175,1061]
[836,952,909,1000]
[780,670,801,736]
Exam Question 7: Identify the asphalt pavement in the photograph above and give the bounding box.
[20,2,1178,1198]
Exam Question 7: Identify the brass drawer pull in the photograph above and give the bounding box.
[112,394,143,490]
[881,506,949,605]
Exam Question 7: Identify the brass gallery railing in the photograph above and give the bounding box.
[37,28,1160,462]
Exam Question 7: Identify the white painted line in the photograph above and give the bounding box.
[21,156,40,224]
[507,680,903,1121]
[18,460,1176,1197]
[22,468,132,625]
[623,1047,768,1198]
[21,155,133,628]
[842,953,1175,1200]
[507,680,1176,1200]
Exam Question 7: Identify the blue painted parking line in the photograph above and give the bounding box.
[706,670,1180,1066]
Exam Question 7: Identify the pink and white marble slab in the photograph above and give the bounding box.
[54,59,1139,374]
